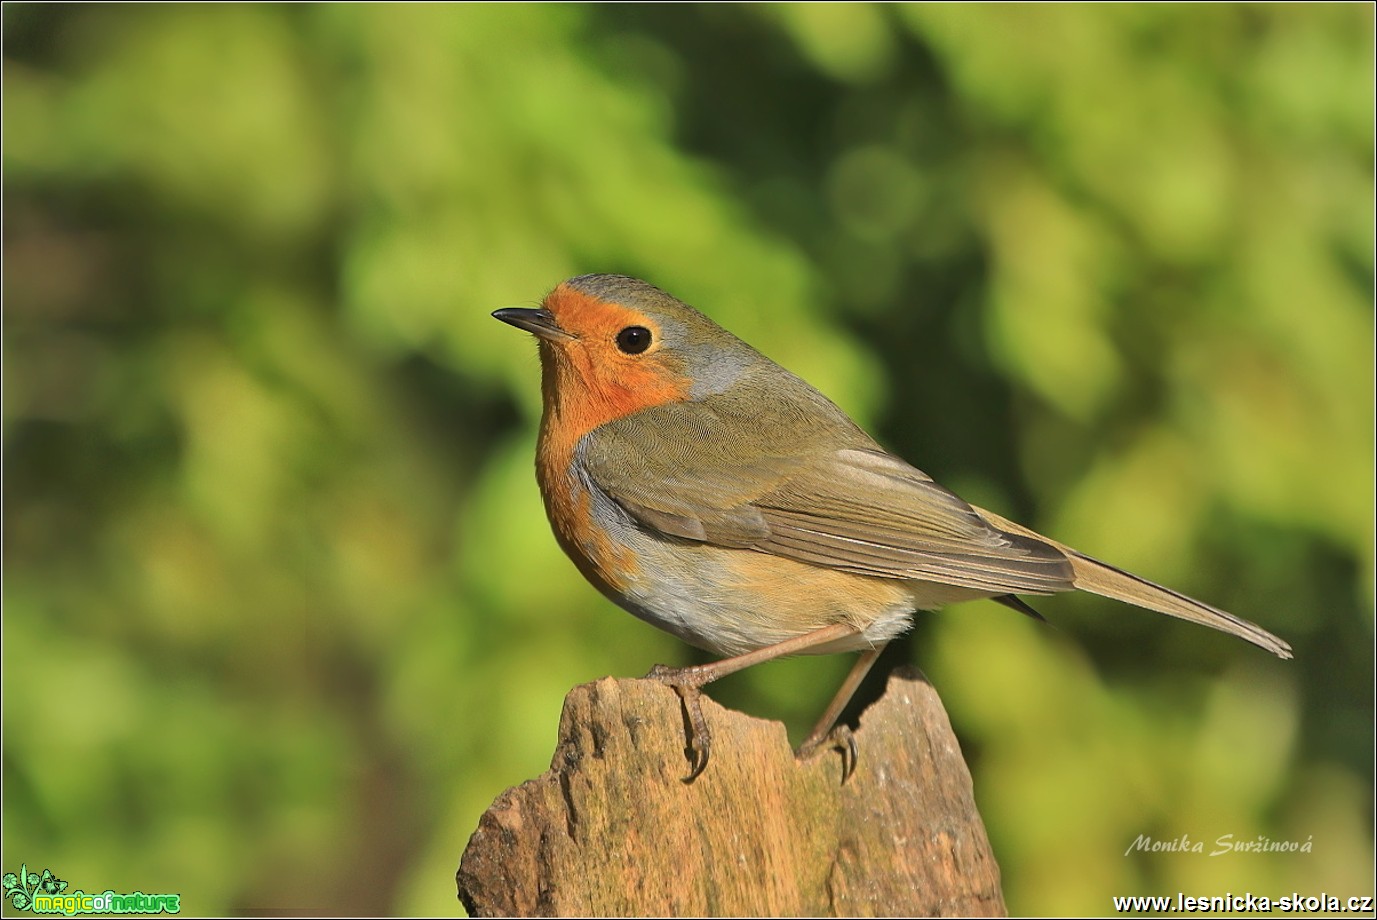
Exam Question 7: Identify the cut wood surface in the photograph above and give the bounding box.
[457,666,1005,917]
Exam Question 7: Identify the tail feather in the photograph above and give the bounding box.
[976,507,1293,660]
[993,594,1048,623]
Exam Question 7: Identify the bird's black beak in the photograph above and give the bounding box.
[492,307,574,342]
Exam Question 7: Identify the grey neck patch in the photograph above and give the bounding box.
[688,349,754,399]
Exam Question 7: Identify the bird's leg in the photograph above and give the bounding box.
[643,671,713,782]
[646,622,861,782]
[795,645,886,782]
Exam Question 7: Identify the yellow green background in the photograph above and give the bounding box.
[4,4,1372,915]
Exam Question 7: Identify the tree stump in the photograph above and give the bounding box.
[456,667,1005,917]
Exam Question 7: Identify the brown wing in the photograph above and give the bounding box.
[750,448,1073,594]
[580,396,1074,596]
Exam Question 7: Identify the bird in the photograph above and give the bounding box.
[493,273,1292,780]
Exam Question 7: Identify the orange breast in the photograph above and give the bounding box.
[531,284,692,599]
[536,438,638,599]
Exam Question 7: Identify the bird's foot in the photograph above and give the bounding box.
[646,664,713,782]
[796,722,859,783]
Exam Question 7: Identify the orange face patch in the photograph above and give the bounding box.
[536,283,692,458]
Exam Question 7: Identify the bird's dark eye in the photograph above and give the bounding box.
[616,326,653,354]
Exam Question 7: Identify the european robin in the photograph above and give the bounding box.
[494,274,1291,779]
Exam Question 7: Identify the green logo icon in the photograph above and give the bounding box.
[3,866,66,911]
[2,865,180,915]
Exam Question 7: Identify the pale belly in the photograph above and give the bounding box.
[598,525,992,658]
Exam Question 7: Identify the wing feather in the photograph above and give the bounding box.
[581,393,1074,595]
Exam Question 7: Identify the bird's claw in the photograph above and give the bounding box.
[796,723,859,783]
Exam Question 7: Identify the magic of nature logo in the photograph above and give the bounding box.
[3,864,180,915]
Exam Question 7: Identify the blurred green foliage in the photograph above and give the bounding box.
[3,4,1372,915]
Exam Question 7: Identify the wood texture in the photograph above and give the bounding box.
[457,667,1005,917]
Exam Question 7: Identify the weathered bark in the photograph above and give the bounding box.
[457,666,1004,917]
